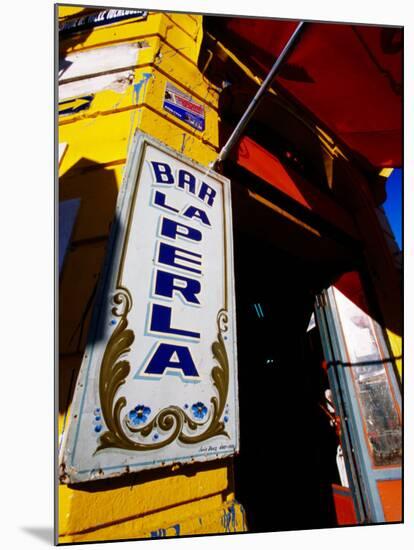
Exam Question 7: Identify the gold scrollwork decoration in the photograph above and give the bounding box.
[95,288,230,453]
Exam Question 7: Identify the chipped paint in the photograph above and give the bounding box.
[59,41,144,81]
[126,71,154,151]
[59,41,148,100]
[133,72,153,104]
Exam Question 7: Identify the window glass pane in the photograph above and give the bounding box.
[333,286,401,467]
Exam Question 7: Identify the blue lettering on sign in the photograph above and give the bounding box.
[178,170,196,194]
[152,190,179,213]
[150,304,200,339]
[182,206,211,226]
[135,157,222,381]
[154,269,201,305]
[151,161,174,184]
[198,182,216,207]
[160,217,202,242]
[158,242,202,274]
[148,163,217,208]
[141,342,199,378]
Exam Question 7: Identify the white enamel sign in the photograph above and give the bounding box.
[59,133,239,483]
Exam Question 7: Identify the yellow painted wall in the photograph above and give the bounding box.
[387,330,402,378]
[58,6,245,543]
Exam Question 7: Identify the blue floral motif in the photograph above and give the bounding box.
[95,424,102,433]
[128,404,151,425]
[224,416,229,423]
[192,402,208,419]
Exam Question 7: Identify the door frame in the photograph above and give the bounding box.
[315,280,402,524]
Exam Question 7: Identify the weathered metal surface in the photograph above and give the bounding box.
[59,132,239,483]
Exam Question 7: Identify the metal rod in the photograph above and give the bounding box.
[210,21,307,169]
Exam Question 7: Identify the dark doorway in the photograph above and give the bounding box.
[232,194,355,532]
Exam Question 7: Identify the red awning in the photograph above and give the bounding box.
[236,135,358,238]
[214,18,402,168]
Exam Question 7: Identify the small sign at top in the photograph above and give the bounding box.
[163,82,205,132]
[59,9,148,36]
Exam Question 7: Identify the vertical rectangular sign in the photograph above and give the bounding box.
[59,132,239,483]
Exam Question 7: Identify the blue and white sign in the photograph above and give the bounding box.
[163,82,205,132]
[59,9,148,36]
[59,132,239,483]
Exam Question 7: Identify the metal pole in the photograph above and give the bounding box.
[210,20,306,169]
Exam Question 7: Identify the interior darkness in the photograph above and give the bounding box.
[233,224,344,533]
